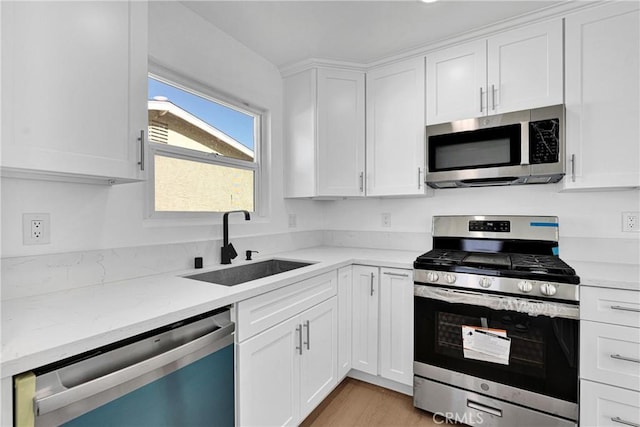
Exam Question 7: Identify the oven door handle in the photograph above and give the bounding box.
[467,400,503,417]
[34,322,235,417]
[414,284,580,320]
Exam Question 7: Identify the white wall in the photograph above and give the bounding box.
[0,2,323,258]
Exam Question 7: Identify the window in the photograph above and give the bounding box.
[147,73,260,215]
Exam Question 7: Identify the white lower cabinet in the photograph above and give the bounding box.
[351,265,379,375]
[580,285,640,427]
[238,296,338,426]
[238,313,300,426]
[351,265,414,386]
[580,381,640,427]
[379,268,414,386]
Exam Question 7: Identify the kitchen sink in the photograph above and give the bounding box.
[184,259,314,286]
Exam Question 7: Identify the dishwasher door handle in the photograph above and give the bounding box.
[35,322,235,417]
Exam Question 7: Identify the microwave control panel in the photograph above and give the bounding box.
[529,118,560,164]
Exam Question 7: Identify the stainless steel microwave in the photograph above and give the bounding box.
[425,104,565,189]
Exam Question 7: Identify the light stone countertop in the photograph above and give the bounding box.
[1,246,419,378]
[2,245,637,378]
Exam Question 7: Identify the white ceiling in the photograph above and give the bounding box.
[180,1,563,68]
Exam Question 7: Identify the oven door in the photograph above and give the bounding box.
[414,285,578,416]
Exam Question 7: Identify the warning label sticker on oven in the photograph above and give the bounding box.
[462,326,511,365]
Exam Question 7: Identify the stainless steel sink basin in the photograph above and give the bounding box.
[184,259,314,286]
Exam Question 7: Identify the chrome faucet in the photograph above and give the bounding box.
[221,210,251,264]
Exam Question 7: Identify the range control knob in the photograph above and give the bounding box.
[517,280,533,293]
[427,271,439,283]
[540,283,557,296]
[444,273,456,284]
[479,277,492,288]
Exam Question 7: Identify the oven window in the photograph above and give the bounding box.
[415,295,578,403]
[428,124,522,172]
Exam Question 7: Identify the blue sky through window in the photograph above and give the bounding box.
[148,77,255,150]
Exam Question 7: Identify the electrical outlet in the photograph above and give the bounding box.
[23,213,51,245]
[622,212,640,232]
[288,213,297,228]
[381,213,391,227]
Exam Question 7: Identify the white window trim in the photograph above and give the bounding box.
[144,61,268,223]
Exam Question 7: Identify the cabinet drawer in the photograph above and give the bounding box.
[237,271,337,341]
[581,320,640,391]
[580,380,640,427]
[581,286,640,327]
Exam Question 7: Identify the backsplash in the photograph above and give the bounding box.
[4,228,637,301]
[1,230,323,300]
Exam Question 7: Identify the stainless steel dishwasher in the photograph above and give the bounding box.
[14,307,235,427]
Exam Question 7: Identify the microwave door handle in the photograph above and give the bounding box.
[460,178,519,187]
[521,121,530,165]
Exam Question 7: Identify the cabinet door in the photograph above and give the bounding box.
[237,315,300,427]
[580,320,640,391]
[366,57,427,196]
[487,19,563,114]
[351,265,379,375]
[379,268,414,386]
[283,69,317,198]
[580,380,640,427]
[299,297,338,420]
[1,1,147,184]
[317,69,365,197]
[426,40,486,124]
[337,266,353,379]
[564,3,640,189]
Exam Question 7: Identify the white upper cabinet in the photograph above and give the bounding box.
[426,40,487,124]
[426,19,563,124]
[564,2,640,190]
[1,1,148,184]
[487,20,563,114]
[284,67,365,198]
[366,57,429,196]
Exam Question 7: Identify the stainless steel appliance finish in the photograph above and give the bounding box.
[425,105,565,188]
[17,307,235,426]
[413,215,579,427]
[414,376,576,427]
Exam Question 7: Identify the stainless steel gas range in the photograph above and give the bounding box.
[413,215,580,427]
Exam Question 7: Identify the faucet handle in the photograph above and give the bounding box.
[226,243,238,260]
[246,250,259,261]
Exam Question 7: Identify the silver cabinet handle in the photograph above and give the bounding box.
[612,417,640,427]
[467,400,502,417]
[491,84,496,110]
[611,305,640,313]
[359,172,364,192]
[303,320,310,350]
[479,87,484,113]
[296,324,303,355]
[137,130,145,171]
[35,322,234,416]
[611,354,640,364]
[417,167,422,189]
[370,272,375,296]
[383,272,409,278]
[570,154,575,182]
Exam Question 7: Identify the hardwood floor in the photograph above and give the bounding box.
[300,378,451,427]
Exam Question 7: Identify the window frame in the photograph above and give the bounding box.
[145,63,265,221]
